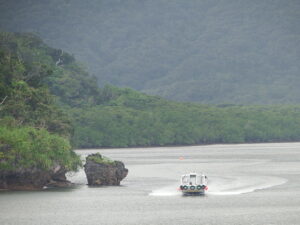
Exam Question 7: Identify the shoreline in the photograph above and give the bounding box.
[75,141,300,151]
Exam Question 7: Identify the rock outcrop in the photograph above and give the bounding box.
[84,153,128,186]
[0,144,73,190]
[0,161,71,190]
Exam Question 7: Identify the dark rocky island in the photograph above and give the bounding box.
[84,153,128,186]
[0,164,72,190]
[0,141,79,191]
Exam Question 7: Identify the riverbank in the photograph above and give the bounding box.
[75,141,300,151]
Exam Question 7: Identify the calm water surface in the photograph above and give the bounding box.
[1,143,300,225]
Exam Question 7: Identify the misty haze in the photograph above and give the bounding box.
[0,1,299,225]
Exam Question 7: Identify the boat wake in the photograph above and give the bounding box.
[207,175,287,195]
[149,175,287,196]
[149,184,181,196]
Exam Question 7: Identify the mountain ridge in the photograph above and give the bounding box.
[0,0,299,104]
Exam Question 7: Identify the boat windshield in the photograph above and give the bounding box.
[182,175,189,184]
[190,174,196,184]
[181,174,203,185]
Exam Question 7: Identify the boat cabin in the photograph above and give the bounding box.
[181,173,207,186]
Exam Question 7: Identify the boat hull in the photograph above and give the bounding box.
[182,189,205,195]
[180,185,207,195]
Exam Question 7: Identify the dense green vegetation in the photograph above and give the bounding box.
[88,153,115,165]
[71,86,300,147]
[0,126,81,171]
[1,31,300,152]
[0,32,81,171]
[0,0,299,104]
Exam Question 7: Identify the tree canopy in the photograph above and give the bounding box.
[0,0,299,104]
[1,31,300,151]
[0,32,81,171]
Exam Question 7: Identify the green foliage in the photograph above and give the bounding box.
[46,63,101,107]
[0,32,73,137]
[0,126,81,171]
[88,153,115,165]
[71,87,300,148]
[2,31,300,151]
[0,1,299,104]
[0,32,82,172]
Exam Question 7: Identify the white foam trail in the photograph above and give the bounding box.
[149,184,181,196]
[149,176,287,196]
[207,175,287,195]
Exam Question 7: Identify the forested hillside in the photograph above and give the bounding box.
[0,32,81,173]
[0,0,299,104]
[2,32,300,150]
[71,86,300,147]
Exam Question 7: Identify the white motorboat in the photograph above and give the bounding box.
[179,172,208,195]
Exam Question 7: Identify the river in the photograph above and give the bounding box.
[1,143,300,225]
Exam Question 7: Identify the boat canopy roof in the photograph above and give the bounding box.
[181,173,207,185]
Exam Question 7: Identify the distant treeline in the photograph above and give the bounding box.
[1,32,300,157]
[71,86,300,147]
